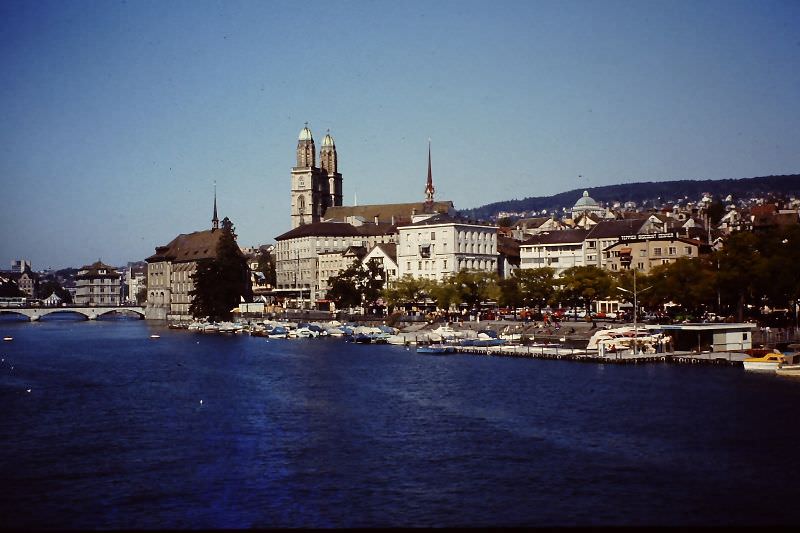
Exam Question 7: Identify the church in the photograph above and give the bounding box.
[275,125,457,306]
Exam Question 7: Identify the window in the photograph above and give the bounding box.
[431,231,436,240]
[653,247,662,256]
[637,262,645,270]
[443,260,447,270]
[611,263,618,270]
[668,247,677,255]
[639,250,646,257]
[685,247,692,255]
[419,245,431,258]
[588,241,596,248]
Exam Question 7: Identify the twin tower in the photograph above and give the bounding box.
[290,124,343,229]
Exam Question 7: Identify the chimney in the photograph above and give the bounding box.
[391,215,395,226]
[374,215,379,225]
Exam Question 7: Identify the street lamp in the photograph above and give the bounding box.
[616,269,653,354]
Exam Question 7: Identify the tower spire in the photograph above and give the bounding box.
[212,181,219,230]
[424,138,435,204]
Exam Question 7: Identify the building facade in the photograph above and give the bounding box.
[603,234,708,273]
[396,214,498,281]
[519,229,588,277]
[74,261,121,306]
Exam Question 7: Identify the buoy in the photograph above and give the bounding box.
[26,389,31,393]
[199,399,203,405]
[150,334,160,339]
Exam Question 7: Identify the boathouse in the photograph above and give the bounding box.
[645,323,756,353]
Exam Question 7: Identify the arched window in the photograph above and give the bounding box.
[297,195,306,214]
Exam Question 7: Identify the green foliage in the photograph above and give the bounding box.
[514,267,556,309]
[37,278,72,303]
[382,275,431,309]
[256,249,277,287]
[326,259,387,311]
[189,218,252,321]
[557,266,613,311]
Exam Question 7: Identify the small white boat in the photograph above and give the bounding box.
[776,364,800,377]
[149,334,161,339]
[2,336,12,342]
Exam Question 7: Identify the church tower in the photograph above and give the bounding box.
[291,124,331,229]
[320,130,343,209]
[212,181,219,231]
[424,139,435,208]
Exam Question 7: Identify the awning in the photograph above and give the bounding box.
[619,247,632,254]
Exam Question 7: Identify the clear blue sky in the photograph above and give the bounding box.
[1,0,798,270]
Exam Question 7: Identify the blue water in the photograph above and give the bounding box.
[1,317,799,528]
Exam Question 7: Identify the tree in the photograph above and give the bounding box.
[382,275,431,311]
[189,218,252,321]
[256,248,277,287]
[514,267,556,310]
[557,266,613,314]
[326,259,387,312]
[36,278,72,303]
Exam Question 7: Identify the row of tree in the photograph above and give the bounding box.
[326,225,800,322]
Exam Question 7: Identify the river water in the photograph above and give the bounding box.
[1,316,799,528]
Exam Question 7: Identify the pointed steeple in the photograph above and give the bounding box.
[212,181,219,230]
[424,139,435,204]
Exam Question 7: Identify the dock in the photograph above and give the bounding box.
[447,344,749,366]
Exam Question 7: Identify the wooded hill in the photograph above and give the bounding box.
[459,174,800,220]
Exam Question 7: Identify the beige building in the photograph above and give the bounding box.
[145,197,244,321]
[603,233,708,273]
[75,261,121,306]
[274,221,396,308]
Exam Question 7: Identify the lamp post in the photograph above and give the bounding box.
[616,268,653,354]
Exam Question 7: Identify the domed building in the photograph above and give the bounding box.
[571,190,607,219]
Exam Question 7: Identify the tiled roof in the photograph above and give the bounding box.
[497,235,520,258]
[275,222,363,241]
[323,201,454,225]
[522,229,589,245]
[399,212,493,228]
[146,229,225,263]
[76,260,120,279]
[585,219,649,239]
[370,242,398,262]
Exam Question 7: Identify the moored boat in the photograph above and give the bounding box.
[776,364,800,377]
[417,344,455,354]
[742,350,786,372]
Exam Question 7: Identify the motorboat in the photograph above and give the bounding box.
[776,364,800,377]
[291,326,319,338]
[267,326,289,339]
[742,350,786,372]
[430,324,464,340]
[417,344,455,354]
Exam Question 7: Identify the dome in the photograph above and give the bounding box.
[298,125,313,141]
[574,190,599,208]
[322,132,335,148]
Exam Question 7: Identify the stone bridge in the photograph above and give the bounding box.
[0,306,145,321]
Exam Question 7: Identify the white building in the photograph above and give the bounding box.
[396,214,498,281]
[519,229,588,277]
[75,261,122,306]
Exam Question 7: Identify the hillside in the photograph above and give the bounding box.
[460,174,800,220]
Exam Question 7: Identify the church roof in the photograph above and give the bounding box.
[145,229,225,263]
[322,201,454,226]
[322,132,335,148]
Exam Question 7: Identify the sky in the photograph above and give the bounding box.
[1,0,799,270]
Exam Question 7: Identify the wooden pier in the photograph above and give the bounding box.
[449,344,747,366]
